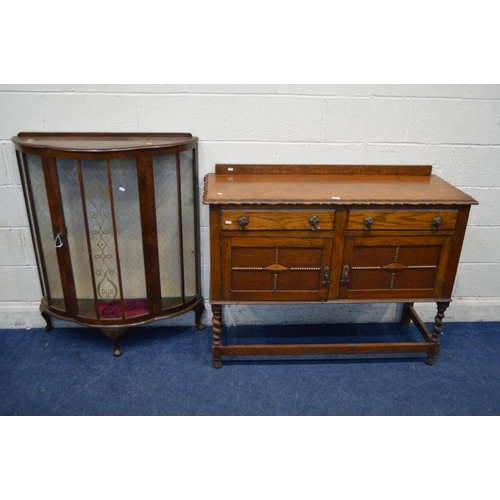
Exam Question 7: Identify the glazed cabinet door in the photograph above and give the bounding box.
[221,236,334,301]
[20,153,69,314]
[340,235,453,300]
[57,156,149,321]
[21,152,150,322]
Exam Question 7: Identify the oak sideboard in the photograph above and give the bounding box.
[203,164,478,368]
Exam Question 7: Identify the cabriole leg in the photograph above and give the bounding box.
[425,301,450,366]
[212,304,222,369]
[194,301,206,330]
[41,311,53,332]
[101,327,127,357]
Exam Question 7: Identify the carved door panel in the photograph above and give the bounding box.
[340,235,453,300]
[222,236,334,301]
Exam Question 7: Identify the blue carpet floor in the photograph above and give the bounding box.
[1,321,499,415]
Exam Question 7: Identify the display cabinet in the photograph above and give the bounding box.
[13,132,205,355]
[203,164,478,368]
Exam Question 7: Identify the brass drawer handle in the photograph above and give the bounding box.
[364,216,374,232]
[238,216,249,232]
[432,216,442,231]
[309,216,320,231]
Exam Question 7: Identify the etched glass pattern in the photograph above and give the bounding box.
[26,154,66,311]
[81,160,121,305]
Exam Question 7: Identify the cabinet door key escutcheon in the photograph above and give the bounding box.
[322,266,330,285]
[341,264,350,283]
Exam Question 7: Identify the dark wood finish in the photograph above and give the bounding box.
[41,310,53,332]
[212,304,222,369]
[13,132,205,355]
[203,164,478,367]
[41,154,79,318]
[13,132,196,154]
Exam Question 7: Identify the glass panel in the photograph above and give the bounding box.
[26,154,65,312]
[110,158,147,318]
[56,158,96,318]
[153,154,182,308]
[81,159,121,318]
[180,150,197,301]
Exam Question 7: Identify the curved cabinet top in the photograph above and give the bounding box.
[12,132,198,157]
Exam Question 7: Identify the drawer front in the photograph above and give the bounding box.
[347,209,458,231]
[221,209,335,232]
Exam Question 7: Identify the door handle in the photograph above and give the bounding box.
[322,266,330,285]
[341,264,350,283]
[54,232,64,248]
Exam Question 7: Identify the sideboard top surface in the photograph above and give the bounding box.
[12,132,197,153]
[203,165,478,206]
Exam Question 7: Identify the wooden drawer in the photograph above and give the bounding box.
[347,209,458,232]
[220,209,335,231]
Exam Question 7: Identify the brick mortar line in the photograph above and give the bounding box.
[1,90,500,101]
[2,140,500,147]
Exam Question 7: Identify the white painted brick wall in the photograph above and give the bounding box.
[1,84,499,328]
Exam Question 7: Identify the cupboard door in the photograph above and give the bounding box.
[222,236,334,301]
[340,235,452,300]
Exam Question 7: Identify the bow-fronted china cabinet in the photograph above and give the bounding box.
[13,132,205,355]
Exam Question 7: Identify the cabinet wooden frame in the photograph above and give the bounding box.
[203,164,478,368]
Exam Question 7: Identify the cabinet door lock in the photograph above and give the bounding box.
[341,264,350,283]
[322,266,330,285]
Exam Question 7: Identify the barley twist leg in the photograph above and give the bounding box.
[212,304,222,369]
[425,301,450,366]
